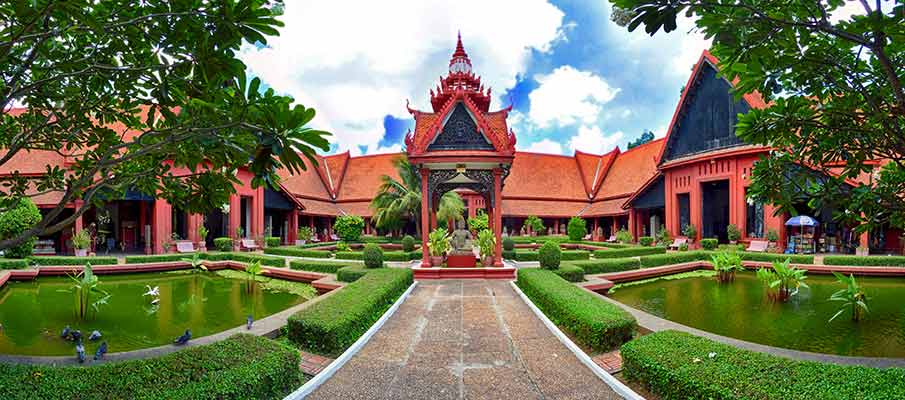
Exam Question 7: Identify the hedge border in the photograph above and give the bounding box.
[593,246,665,259]
[29,256,119,266]
[621,330,905,400]
[516,268,635,352]
[823,255,905,267]
[553,264,585,282]
[289,259,360,274]
[567,258,642,274]
[264,247,332,258]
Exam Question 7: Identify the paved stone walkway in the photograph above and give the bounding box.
[307,280,620,400]
[299,351,334,376]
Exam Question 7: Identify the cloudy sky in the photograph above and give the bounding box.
[238,1,716,156]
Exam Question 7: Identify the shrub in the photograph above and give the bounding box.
[264,236,281,248]
[337,266,368,282]
[289,259,359,274]
[615,228,633,244]
[655,227,672,246]
[568,258,642,274]
[766,228,780,242]
[538,241,561,270]
[0,334,300,400]
[288,268,413,355]
[525,215,545,234]
[639,236,654,246]
[726,224,741,242]
[517,269,635,351]
[335,250,414,262]
[362,243,384,268]
[214,237,233,252]
[639,251,710,268]
[334,215,365,242]
[467,210,489,232]
[263,247,332,258]
[823,255,905,267]
[0,198,42,258]
[718,243,745,251]
[678,242,689,251]
[561,250,590,260]
[0,259,29,269]
[32,256,118,266]
[502,236,515,251]
[502,249,516,260]
[476,229,496,259]
[427,228,449,256]
[621,330,905,400]
[700,238,718,250]
[567,216,587,241]
[335,241,351,252]
[71,229,92,251]
[593,246,665,259]
[553,264,585,282]
[125,254,191,264]
[401,235,415,252]
[682,224,697,240]
[738,252,813,264]
[227,253,285,268]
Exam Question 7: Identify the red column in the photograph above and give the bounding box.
[253,187,265,240]
[611,217,617,235]
[628,209,636,242]
[492,168,503,267]
[186,213,199,243]
[139,201,150,254]
[288,209,299,244]
[592,218,599,241]
[420,168,432,267]
[229,194,241,239]
[152,199,172,254]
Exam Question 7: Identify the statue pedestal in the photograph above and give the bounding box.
[446,253,477,268]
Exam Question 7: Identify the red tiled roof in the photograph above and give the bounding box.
[503,152,589,200]
[338,201,374,217]
[596,138,664,200]
[323,152,349,196]
[0,150,67,175]
[278,157,333,201]
[502,199,587,217]
[297,198,341,216]
[335,153,403,201]
[580,197,629,217]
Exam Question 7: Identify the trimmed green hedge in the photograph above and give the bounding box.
[0,259,29,269]
[125,254,192,264]
[227,253,286,268]
[567,258,642,274]
[553,264,584,282]
[823,255,905,267]
[336,266,368,283]
[334,250,421,261]
[639,251,711,268]
[516,269,635,352]
[737,252,814,264]
[29,256,119,266]
[621,330,905,400]
[513,249,590,262]
[0,334,301,400]
[700,238,718,250]
[288,268,413,355]
[593,246,665,259]
[213,237,233,252]
[264,237,282,248]
[289,259,360,274]
[264,246,332,258]
[502,249,516,260]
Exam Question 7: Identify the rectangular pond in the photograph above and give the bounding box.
[608,271,905,358]
[0,270,314,356]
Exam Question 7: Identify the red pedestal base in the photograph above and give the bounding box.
[446,254,477,268]
[412,266,516,280]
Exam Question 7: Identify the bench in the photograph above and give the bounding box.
[746,239,769,253]
[668,237,688,250]
[175,241,195,253]
[605,235,617,243]
[240,239,260,251]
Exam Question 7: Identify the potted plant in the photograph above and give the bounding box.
[234,226,244,251]
[428,228,449,266]
[477,229,496,266]
[197,226,209,252]
[296,226,313,246]
[727,224,741,244]
[682,223,697,244]
[766,229,780,252]
[72,229,91,257]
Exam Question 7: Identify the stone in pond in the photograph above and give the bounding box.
[76,342,86,363]
[88,330,102,341]
[94,342,108,360]
[60,325,70,339]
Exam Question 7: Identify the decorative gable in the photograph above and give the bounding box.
[427,102,494,151]
[661,60,752,163]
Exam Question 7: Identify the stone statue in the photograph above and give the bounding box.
[450,220,473,254]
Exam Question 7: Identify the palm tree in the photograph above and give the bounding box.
[370,156,464,236]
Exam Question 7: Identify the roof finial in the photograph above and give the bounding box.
[449,30,471,74]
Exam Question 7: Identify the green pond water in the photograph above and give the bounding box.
[609,271,905,358]
[0,271,313,356]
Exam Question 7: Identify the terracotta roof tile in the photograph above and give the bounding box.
[278,157,332,200]
[338,201,374,217]
[596,139,664,199]
[0,150,67,175]
[297,198,341,216]
[580,197,629,217]
[503,152,588,200]
[323,152,349,195]
[335,153,403,201]
[501,199,587,217]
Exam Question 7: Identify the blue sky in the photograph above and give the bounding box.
[239,0,712,156]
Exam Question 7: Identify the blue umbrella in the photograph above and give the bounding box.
[785,215,819,227]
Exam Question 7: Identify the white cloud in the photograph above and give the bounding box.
[239,0,565,155]
[603,10,711,78]
[528,66,619,128]
[521,138,564,154]
[653,124,669,139]
[567,125,623,154]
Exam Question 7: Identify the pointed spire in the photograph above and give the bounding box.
[449,31,472,74]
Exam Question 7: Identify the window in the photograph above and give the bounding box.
[677,193,690,233]
[746,189,764,238]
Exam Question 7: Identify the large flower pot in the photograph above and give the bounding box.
[430,256,444,266]
[75,249,88,257]
[295,240,307,246]
[482,256,494,267]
